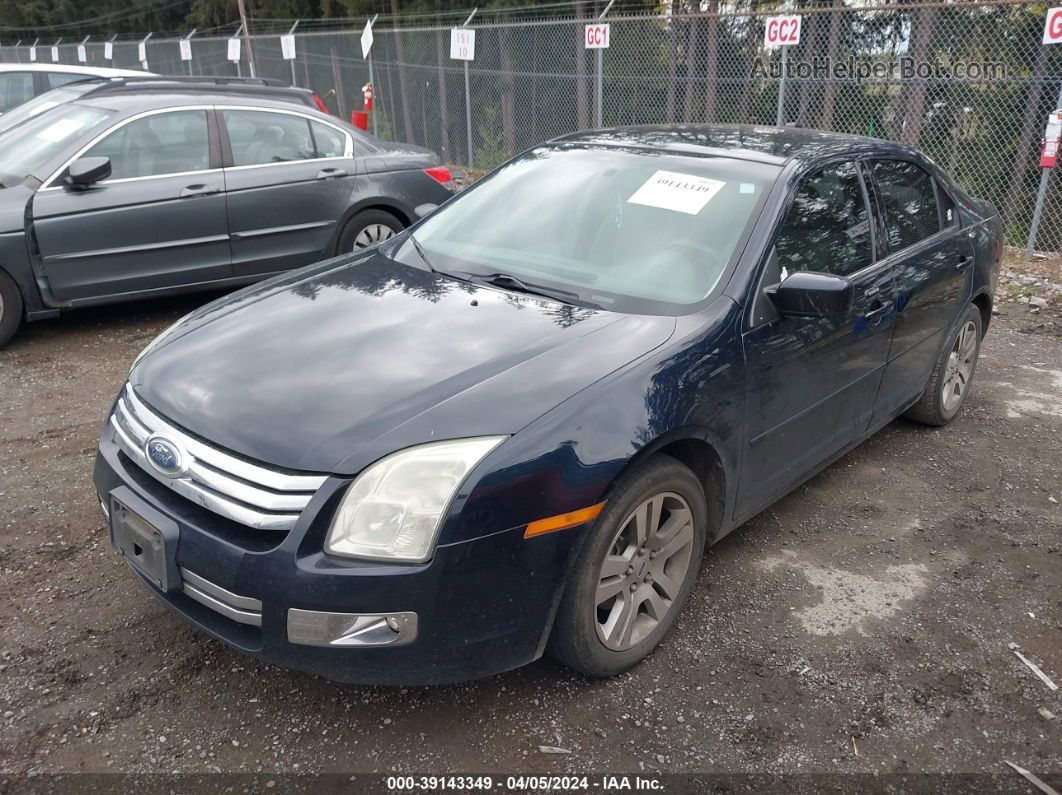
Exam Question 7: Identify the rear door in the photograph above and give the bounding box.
[219,107,358,277]
[865,159,974,420]
[738,160,896,514]
[0,71,35,113]
[31,107,230,302]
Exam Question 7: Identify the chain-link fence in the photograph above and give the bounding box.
[3,1,1061,251]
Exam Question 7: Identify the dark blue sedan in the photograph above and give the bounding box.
[94,125,1002,683]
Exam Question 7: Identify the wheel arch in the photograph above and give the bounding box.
[333,200,412,254]
[971,289,992,338]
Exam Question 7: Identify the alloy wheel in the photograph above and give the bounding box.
[941,320,977,413]
[352,223,395,250]
[594,492,696,651]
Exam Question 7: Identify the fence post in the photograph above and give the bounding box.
[288,20,300,87]
[78,35,89,65]
[184,28,197,76]
[775,46,788,126]
[462,8,478,168]
[367,14,379,136]
[13,40,21,63]
[139,32,153,70]
[595,0,616,128]
[1025,85,1062,259]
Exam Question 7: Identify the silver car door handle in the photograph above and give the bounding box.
[179,185,220,198]
[955,255,973,270]
[316,168,347,180]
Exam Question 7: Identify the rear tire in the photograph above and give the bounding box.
[0,269,23,349]
[904,303,983,426]
[336,209,403,254]
[549,455,708,678]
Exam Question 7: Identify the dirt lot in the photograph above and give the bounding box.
[1,266,1060,791]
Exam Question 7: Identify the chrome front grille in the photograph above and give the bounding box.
[110,384,327,531]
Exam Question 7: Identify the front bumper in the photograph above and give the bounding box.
[94,424,583,685]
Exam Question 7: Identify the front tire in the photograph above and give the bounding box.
[0,269,23,349]
[336,209,403,254]
[549,455,708,678]
[904,303,983,426]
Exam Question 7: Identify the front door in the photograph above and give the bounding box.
[737,160,896,515]
[219,107,357,278]
[31,108,230,302]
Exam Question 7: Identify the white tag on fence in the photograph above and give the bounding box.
[104,41,113,60]
[227,38,241,62]
[138,41,146,62]
[361,21,374,59]
[77,44,86,63]
[281,34,296,60]
[179,39,192,61]
[450,28,475,61]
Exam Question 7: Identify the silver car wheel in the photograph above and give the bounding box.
[594,492,696,652]
[352,223,395,250]
[941,320,977,413]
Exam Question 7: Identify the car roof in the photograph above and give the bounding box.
[72,90,336,121]
[553,124,918,167]
[0,63,152,77]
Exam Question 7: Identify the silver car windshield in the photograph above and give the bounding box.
[0,102,113,183]
[408,145,778,314]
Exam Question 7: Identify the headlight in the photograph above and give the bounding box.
[325,436,507,562]
[129,313,192,373]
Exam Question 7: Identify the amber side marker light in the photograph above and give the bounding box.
[524,502,605,539]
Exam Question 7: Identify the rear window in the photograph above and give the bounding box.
[871,159,941,252]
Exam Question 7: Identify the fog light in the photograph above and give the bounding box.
[287,609,417,647]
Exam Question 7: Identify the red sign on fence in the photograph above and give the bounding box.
[1044,7,1062,44]
[764,15,802,48]
[1040,111,1062,168]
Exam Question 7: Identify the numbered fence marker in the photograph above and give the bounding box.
[227,38,241,62]
[450,28,475,60]
[104,41,113,60]
[584,23,610,49]
[77,44,86,63]
[361,20,374,59]
[138,41,146,62]
[1044,6,1062,44]
[29,46,36,62]
[764,14,802,126]
[281,33,296,60]
[51,46,59,62]
[179,38,192,61]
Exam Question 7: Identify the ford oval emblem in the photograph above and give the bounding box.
[145,435,186,478]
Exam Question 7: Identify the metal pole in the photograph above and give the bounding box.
[595,0,616,129]
[369,13,379,137]
[141,32,152,70]
[236,0,256,77]
[53,37,63,63]
[79,35,89,65]
[776,46,788,126]
[1025,82,1062,260]
[13,40,21,63]
[462,8,478,168]
[288,20,300,87]
[185,28,197,77]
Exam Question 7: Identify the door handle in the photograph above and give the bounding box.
[864,300,894,325]
[316,167,347,180]
[955,255,973,270]
[179,184,220,198]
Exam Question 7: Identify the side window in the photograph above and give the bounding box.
[936,182,956,229]
[774,161,872,278]
[870,159,941,252]
[223,110,315,167]
[311,121,347,158]
[0,72,34,113]
[46,72,92,89]
[83,110,210,180]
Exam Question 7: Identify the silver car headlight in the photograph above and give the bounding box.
[325,436,507,563]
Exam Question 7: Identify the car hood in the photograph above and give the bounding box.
[130,253,677,474]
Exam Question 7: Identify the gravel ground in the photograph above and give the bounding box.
[0,285,1060,792]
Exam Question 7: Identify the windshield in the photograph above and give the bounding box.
[0,82,102,138]
[407,145,778,315]
[0,102,114,183]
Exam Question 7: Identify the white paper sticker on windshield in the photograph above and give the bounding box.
[37,117,87,143]
[627,170,725,215]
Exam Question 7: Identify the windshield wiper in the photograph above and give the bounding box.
[455,271,598,308]
[406,232,439,274]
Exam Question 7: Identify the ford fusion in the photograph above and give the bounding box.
[95,125,1002,684]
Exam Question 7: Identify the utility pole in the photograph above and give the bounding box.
[236,0,257,77]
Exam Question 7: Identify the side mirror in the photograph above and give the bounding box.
[414,203,439,220]
[65,156,111,189]
[766,271,854,318]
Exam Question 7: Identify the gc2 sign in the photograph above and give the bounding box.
[1044,7,1062,44]
[584,23,610,50]
[764,15,802,48]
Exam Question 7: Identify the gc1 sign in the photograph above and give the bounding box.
[450,28,475,61]
[584,23,610,50]
[764,14,802,48]
[1045,7,1062,44]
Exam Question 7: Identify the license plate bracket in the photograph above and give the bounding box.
[109,486,180,593]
